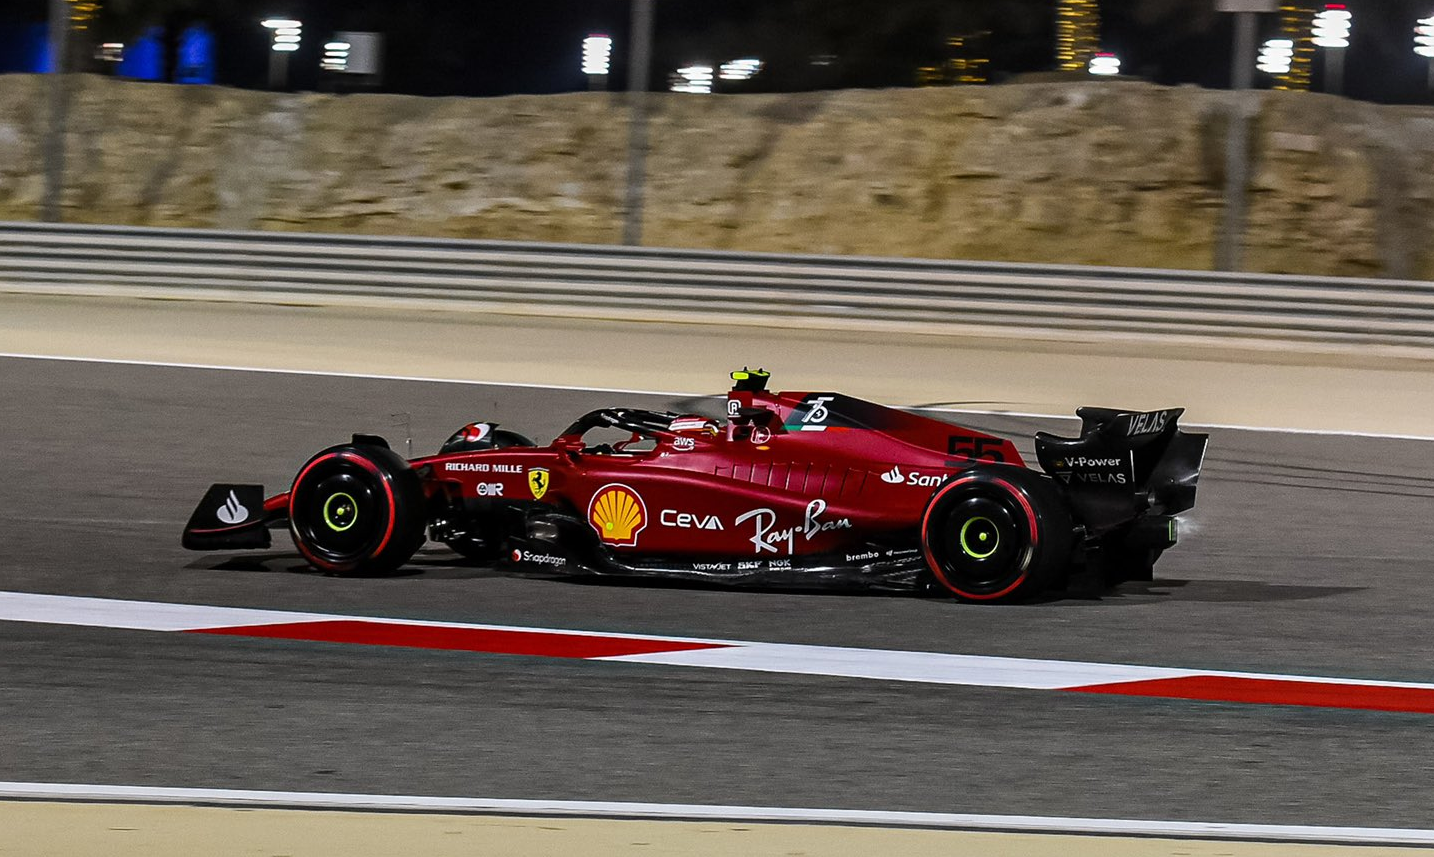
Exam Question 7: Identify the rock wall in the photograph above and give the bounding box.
[1,74,1431,278]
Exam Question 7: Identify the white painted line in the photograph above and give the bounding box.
[0,782,1430,845]
[0,592,722,642]
[0,352,701,400]
[0,592,336,633]
[604,643,1195,690]
[4,351,1433,442]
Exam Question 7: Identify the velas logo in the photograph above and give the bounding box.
[528,468,549,500]
[881,465,904,484]
[216,490,248,525]
[588,483,647,546]
[1128,410,1173,437]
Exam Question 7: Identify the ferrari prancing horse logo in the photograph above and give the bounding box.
[528,468,550,500]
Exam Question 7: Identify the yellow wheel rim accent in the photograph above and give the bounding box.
[959,516,999,559]
[323,492,358,532]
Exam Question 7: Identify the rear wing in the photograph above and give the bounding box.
[1034,408,1208,534]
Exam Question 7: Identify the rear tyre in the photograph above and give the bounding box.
[288,444,426,575]
[920,466,1074,603]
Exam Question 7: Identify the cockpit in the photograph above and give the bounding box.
[558,408,722,456]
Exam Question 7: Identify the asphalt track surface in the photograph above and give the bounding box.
[4,355,1434,829]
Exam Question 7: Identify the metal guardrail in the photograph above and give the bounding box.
[1,220,1431,348]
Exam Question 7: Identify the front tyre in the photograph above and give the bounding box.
[288,444,426,575]
[920,466,1074,603]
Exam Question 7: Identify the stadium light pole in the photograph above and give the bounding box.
[622,0,654,246]
[583,34,613,90]
[1312,5,1351,95]
[1416,16,1434,95]
[1256,38,1294,75]
[1214,0,1275,272]
[1087,52,1121,75]
[261,18,303,90]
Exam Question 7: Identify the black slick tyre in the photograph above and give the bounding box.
[919,465,1074,603]
[288,444,426,576]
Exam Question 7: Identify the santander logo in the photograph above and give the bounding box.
[216,490,249,525]
[880,465,944,488]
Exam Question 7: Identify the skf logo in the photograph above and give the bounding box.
[528,468,550,500]
[588,483,647,546]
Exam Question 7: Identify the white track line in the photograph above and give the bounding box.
[0,592,718,641]
[0,352,699,399]
[0,782,1430,845]
[3,351,1433,442]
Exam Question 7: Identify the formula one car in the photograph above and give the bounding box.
[183,370,1207,603]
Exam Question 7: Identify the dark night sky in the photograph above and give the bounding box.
[2,0,1434,103]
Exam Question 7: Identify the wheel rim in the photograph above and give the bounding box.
[291,459,390,566]
[323,491,359,532]
[925,485,1034,598]
[958,515,1000,559]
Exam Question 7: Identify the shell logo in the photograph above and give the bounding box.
[588,483,647,547]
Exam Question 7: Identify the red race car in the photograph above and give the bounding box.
[184,370,1206,603]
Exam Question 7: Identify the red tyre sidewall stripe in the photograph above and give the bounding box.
[289,452,398,570]
[921,474,1040,602]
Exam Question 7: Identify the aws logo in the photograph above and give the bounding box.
[588,483,647,546]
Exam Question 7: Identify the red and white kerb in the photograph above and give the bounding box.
[4,592,1434,715]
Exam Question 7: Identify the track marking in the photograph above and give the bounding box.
[0,781,1431,845]
[198,620,729,659]
[3,351,1433,442]
[5,591,1434,715]
[0,352,699,399]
